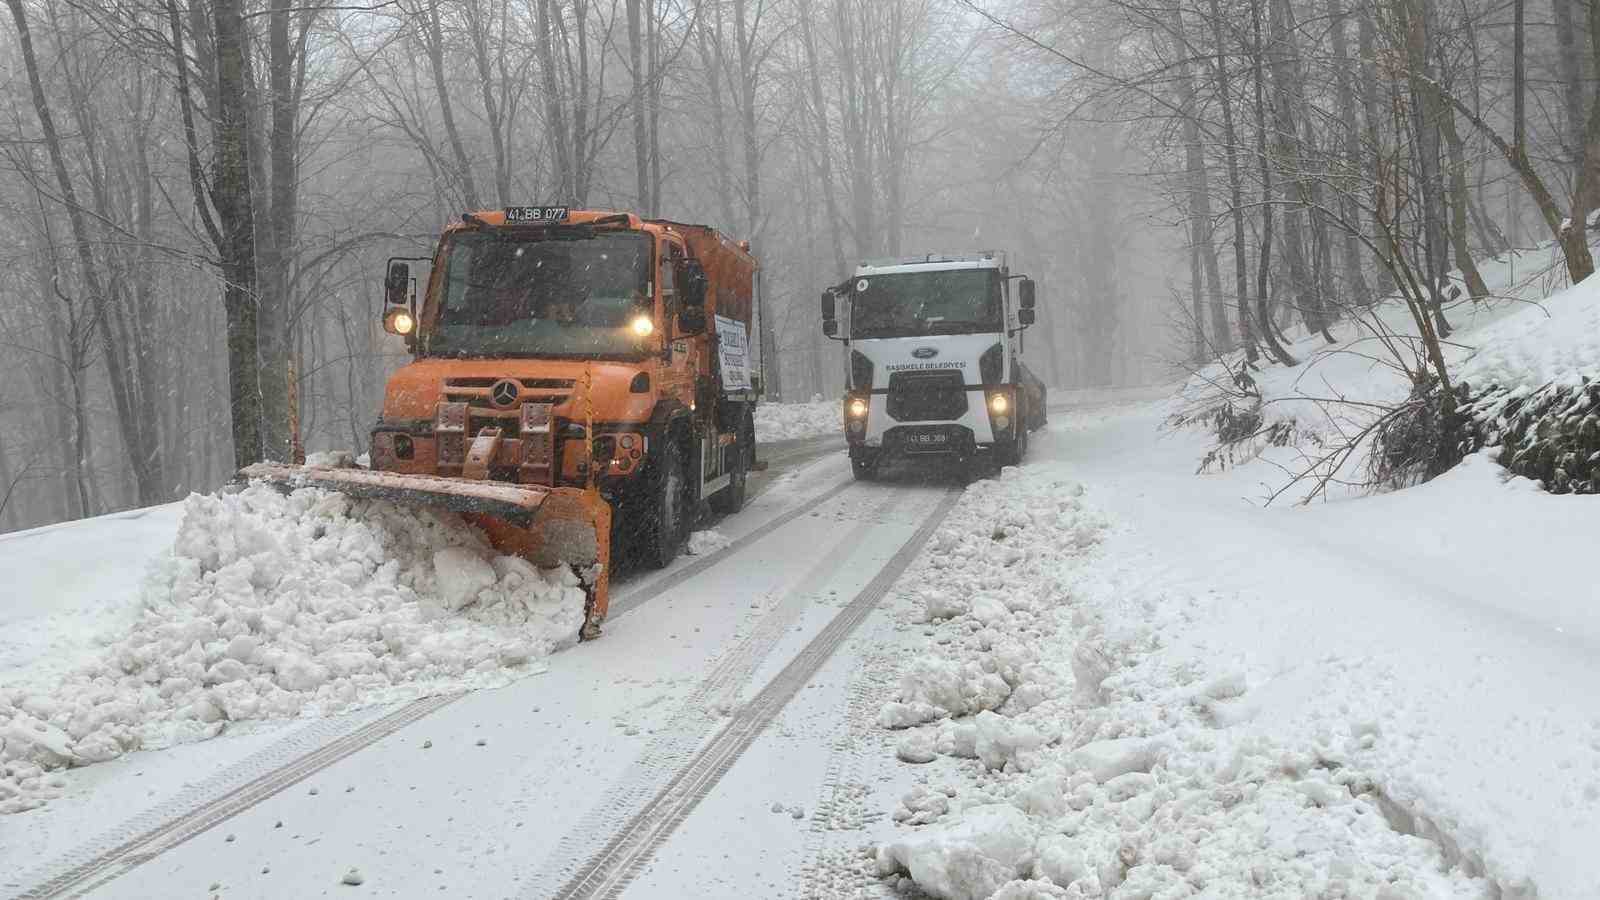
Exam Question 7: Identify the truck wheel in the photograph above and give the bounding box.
[997,403,1028,468]
[709,425,751,514]
[850,451,877,481]
[640,434,688,569]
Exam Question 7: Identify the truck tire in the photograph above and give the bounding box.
[639,434,689,569]
[850,450,877,481]
[997,400,1029,468]
[709,418,751,514]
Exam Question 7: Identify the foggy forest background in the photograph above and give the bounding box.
[1,0,1594,532]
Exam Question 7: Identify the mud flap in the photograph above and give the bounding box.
[240,463,612,640]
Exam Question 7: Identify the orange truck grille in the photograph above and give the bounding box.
[441,377,574,437]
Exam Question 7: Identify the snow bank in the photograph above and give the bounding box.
[0,484,585,814]
[1171,238,1600,497]
[1459,271,1600,393]
[753,396,839,442]
[872,466,1490,898]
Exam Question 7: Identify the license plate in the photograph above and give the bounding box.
[504,205,569,223]
[909,433,948,446]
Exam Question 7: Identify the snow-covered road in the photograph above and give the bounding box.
[5,392,1596,899]
[4,434,970,900]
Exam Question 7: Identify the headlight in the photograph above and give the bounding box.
[383,309,415,335]
[988,392,1009,414]
[847,397,869,418]
[630,315,655,337]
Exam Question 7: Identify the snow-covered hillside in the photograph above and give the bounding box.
[1174,241,1600,499]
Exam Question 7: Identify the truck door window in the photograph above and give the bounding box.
[660,241,683,321]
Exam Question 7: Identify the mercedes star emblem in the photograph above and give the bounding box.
[490,378,520,408]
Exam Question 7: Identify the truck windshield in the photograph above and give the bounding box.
[422,230,653,359]
[849,269,1002,339]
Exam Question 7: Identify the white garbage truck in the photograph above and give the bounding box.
[819,253,1047,479]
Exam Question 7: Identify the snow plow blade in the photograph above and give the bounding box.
[238,463,612,639]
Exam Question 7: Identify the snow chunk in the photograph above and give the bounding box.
[974,710,1047,772]
[880,656,1011,727]
[686,530,731,556]
[877,804,1038,900]
[896,728,939,764]
[432,547,497,613]
[1067,737,1163,783]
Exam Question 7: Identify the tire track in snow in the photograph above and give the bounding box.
[5,693,460,900]
[608,476,853,619]
[793,621,905,900]
[537,485,962,900]
[525,484,909,897]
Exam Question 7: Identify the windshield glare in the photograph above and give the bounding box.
[423,230,652,359]
[849,269,1002,339]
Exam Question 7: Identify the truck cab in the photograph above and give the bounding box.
[374,207,760,569]
[820,253,1045,478]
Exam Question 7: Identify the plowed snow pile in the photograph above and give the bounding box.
[754,396,839,442]
[871,466,1490,899]
[0,484,584,814]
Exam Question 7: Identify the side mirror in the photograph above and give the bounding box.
[823,318,838,337]
[385,261,411,308]
[1018,307,1036,327]
[820,290,836,321]
[1019,278,1036,310]
[382,261,416,336]
[682,259,709,310]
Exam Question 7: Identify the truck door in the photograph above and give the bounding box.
[658,238,693,402]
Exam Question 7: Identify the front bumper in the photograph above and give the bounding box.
[369,415,647,486]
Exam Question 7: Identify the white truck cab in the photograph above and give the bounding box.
[820,253,1046,479]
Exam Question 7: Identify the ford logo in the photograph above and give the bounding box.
[911,347,939,359]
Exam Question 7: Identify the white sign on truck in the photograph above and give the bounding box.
[715,314,752,391]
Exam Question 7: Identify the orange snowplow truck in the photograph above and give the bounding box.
[243,207,761,639]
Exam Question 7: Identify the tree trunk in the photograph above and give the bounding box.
[1265,0,1320,340]
[535,0,574,199]
[464,0,510,203]
[1554,0,1598,211]
[1327,0,1371,305]
[628,0,651,212]
[1564,0,1600,279]
[836,0,875,258]
[214,0,264,469]
[1252,0,1297,366]
[693,0,736,228]
[257,0,298,463]
[732,0,779,399]
[1172,4,1231,355]
[422,0,479,209]
[1440,108,1490,298]
[1208,0,1258,362]
[1401,0,1452,337]
[799,0,848,278]
[647,0,661,216]
[1357,5,1393,297]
